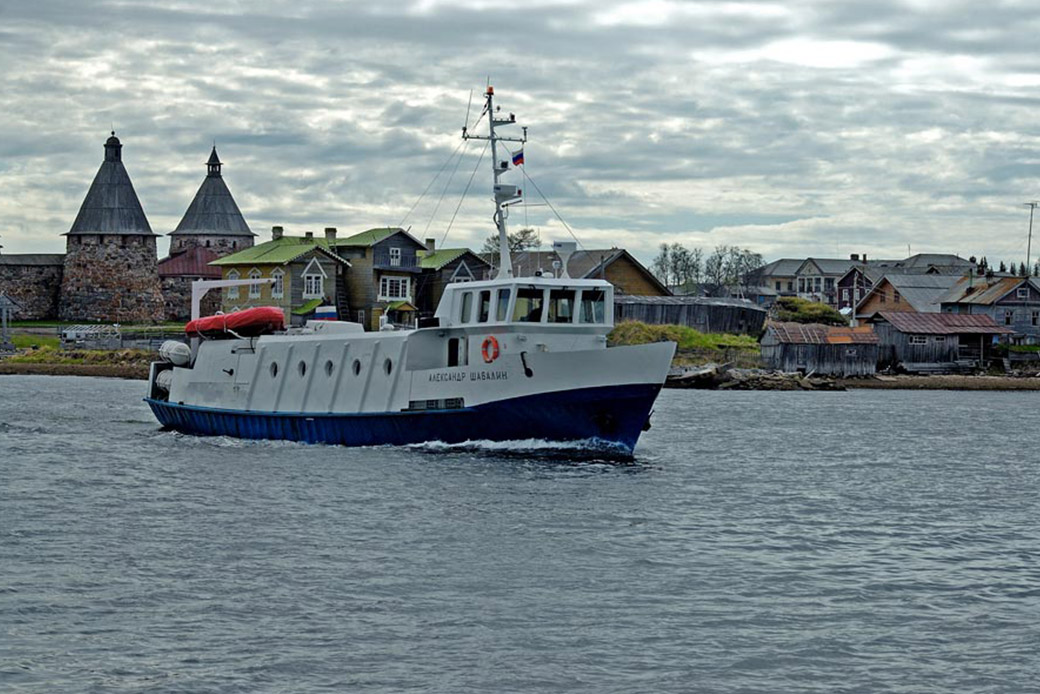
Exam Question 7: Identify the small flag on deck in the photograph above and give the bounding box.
[512,149,524,167]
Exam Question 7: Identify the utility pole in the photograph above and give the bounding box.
[1025,202,1038,276]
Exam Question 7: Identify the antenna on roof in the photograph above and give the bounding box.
[1024,202,1038,277]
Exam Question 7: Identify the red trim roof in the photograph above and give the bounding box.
[768,322,879,344]
[158,246,222,278]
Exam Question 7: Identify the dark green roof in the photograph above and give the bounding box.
[210,236,348,266]
[419,248,469,270]
[335,227,402,247]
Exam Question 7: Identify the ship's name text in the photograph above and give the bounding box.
[428,370,509,383]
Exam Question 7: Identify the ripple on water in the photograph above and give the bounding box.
[1,378,1039,693]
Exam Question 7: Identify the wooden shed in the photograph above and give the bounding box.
[760,322,879,376]
[867,311,1012,372]
[615,295,767,336]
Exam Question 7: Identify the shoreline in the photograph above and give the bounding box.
[0,363,149,380]
[2,362,1040,390]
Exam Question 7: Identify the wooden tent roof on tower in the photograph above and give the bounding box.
[66,132,155,236]
[170,146,255,237]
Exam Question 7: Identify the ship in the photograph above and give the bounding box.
[144,86,676,454]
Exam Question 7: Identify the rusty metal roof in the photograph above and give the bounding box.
[157,246,222,278]
[768,322,879,344]
[873,311,1013,335]
[936,276,1034,306]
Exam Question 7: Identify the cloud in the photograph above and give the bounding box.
[2,0,1040,271]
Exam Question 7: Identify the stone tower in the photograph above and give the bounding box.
[168,146,256,256]
[59,133,164,322]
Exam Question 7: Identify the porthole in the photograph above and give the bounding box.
[270,362,279,378]
[384,358,393,376]
[298,360,307,377]
[324,360,334,377]
[352,359,361,376]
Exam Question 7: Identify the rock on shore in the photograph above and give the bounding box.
[666,364,844,390]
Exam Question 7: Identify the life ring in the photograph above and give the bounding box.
[481,335,500,363]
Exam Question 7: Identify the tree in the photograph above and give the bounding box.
[1020,262,1028,277]
[999,260,1008,273]
[651,243,672,286]
[481,227,541,255]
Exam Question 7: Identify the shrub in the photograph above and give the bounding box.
[773,297,847,326]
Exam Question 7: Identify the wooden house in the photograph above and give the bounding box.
[414,242,490,317]
[938,276,1040,344]
[330,227,427,330]
[615,295,766,335]
[867,310,1012,372]
[210,227,349,325]
[760,322,879,376]
[853,274,961,324]
[485,248,670,297]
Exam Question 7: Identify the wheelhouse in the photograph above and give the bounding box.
[434,277,614,330]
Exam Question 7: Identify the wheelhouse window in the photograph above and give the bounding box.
[496,288,511,321]
[548,289,576,323]
[580,289,606,324]
[379,276,409,301]
[459,291,473,323]
[478,290,491,322]
[227,270,240,299]
[271,269,285,298]
[513,287,545,322]
[249,268,262,298]
[304,273,324,298]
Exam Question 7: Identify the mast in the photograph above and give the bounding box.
[463,85,526,278]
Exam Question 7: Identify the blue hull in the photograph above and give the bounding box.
[145,383,661,453]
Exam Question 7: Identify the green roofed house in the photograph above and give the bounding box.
[328,226,429,330]
[209,226,350,325]
[415,241,490,316]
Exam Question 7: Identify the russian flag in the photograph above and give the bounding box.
[512,149,524,167]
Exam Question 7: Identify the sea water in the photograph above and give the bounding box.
[1,376,1038,693]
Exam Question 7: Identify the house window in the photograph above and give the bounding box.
[814,277,822,291]
[825,278,834,291]
[798,278,805,292]
[842,289,849,302]
[934,336,946,343]
[879,291,886,304]
[389,247,401,267]
[1018,287,1029,299]
[271,269,285,298]
[379,276,410,301]
[910,335,927,345]
[356,310,365,325]
[1032,310,1039,326]
[227,270,240,299]
[787,281,793,292]
[304,273,324,298]
[1005,310,1015,326]
[249,268,262,298]
[775,281,781,291]
[894,291,901,304]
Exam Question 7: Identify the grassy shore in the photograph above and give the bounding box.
[608,321,762,368]
[0,346,152,380]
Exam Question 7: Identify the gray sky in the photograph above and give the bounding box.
[4,0,1040,267]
